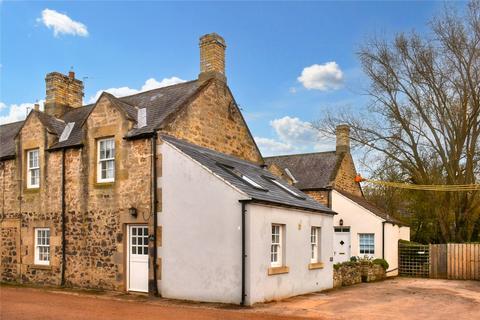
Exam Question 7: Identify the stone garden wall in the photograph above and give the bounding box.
[334,261,386,288]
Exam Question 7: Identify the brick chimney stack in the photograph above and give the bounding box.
[45,71,84,118]
[198,33,226,83]
[336,124,350,154]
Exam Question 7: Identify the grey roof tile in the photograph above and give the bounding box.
[0,121,24,160]
[265,152,340,189]
[162,134,335,214]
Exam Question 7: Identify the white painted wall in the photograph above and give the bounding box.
[159,141,335,305]
[384,223,410,276]
[246,204,334,305]
[331,190,410,275]
[331,191,383,259]
[159,142,248,304]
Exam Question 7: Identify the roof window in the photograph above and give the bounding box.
[217,162,267,191]
[59,122,75,142]
[263,175,305,199]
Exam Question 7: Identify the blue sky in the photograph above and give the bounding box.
[0,1,454,156]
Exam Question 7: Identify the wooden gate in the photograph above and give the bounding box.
[429,244,447,278]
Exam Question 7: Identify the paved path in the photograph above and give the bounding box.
[1,278,479,320]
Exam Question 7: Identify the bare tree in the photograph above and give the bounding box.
[316,1,480,242]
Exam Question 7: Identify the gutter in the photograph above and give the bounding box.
[61,149,67,286]
[151,131,159,296]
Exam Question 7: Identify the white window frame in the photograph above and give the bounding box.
[34,228,50,265]
[27,149,40,189]
[311,226,321,263]
[271,224,284,267]
[359,233,375,256]
[97,138,115,183]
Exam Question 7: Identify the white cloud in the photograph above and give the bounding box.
[89,76,186,103]
[0,100,44,125]
[297,62,343,91]
[255,116,335,156]
[141,77,185,91]
[38,9,88,37]
[254,137,293,154]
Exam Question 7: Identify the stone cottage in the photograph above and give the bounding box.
[265,126,410,275]
[0,33,335,305]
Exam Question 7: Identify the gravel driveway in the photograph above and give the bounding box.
[1,278,479,320]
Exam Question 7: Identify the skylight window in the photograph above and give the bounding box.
[137,108,147,128]
[263,176,305,199]
[217,162,267,191]
[284,168,298,184]
[241,174,264,189]
[59,122,75,142]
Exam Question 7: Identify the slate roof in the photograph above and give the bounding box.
[0,80,202,156]
[335,189,408,226]
[162,135,335,214]
[264,152,342,190]
[0,121,24,160]
[34,111,66,135]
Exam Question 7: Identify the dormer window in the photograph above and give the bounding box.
[27,149,40,189]
[97,138,115,183]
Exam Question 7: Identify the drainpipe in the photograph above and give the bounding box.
[1,161,5,222]
[60,149,66,286]
[382,221,386,259]
[240,200,248,306]
[151,132,159,296]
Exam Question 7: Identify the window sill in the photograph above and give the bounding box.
[23,187,40,194]
[268,266,289,276]
[308,262,324,270]
[31,264,51,270]
[94,182,115,189]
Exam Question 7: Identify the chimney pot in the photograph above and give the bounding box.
[34,103,40,111]
[336,124,350,154]
[198,33,226,83]
[69,71,75,79]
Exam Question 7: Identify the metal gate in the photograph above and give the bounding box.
[398,241,430,277]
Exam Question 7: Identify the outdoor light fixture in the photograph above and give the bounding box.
[129,207,137,218]
[339,219,344,226]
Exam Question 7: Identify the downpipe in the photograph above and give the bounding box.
[151,132,159,296]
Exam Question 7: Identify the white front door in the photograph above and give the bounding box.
[334,227,351,263]
[127,225,149,292]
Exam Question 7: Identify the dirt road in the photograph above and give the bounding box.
[0,285,303,320]
[1,278,479,320]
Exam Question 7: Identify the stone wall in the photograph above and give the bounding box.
[333,262,386,288]
[333,153,362,196]
[303,190,330,207]
[0,99,152,291]
[164,79,263,164]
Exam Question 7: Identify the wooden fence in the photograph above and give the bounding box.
[400,242,480,280]
[432,243,480,280]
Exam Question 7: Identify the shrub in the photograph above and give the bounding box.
[372,258,389,270]
[350,256,358,262]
